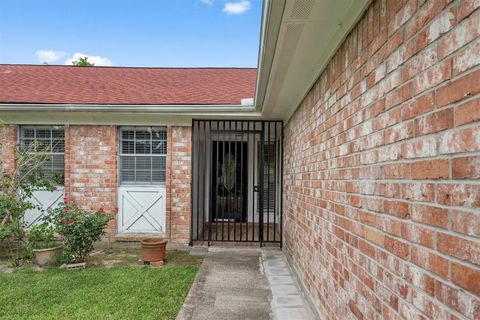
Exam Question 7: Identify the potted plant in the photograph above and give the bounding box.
[141,238,168,264]
[29,223,63,267]
[45,200,112,266]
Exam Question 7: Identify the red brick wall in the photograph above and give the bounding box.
[0,124,16,173]
[0,124,191,243]
[283,0,480,319]
[169,126,192,244]
[65,125,117,239]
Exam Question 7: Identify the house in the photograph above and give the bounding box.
[1,0,479,319]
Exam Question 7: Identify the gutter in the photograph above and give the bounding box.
[254,0,285,112]
[0,103,258,114]
[254,0,270,111]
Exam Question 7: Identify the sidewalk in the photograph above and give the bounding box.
[177,247,314,320]
[177,247,271,320]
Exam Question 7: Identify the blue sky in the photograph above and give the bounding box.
[0,0,261,67]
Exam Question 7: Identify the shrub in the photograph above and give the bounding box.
[46,200,112,263]
[27,223,56,250]
[0,125,53,265]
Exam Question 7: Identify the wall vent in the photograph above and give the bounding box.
[290,0,315,20]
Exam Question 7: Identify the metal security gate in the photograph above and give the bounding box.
[191,120,283,246]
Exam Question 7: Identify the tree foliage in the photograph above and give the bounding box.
[71,56,94,67]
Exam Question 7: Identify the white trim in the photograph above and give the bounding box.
[0,103,255,113]
[254,0,286,111]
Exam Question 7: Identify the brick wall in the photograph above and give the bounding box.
[65,125,118,238]
[283,0,480,319]
[0,123,191,243]
[169,126,192,244]
[0,124,16,173]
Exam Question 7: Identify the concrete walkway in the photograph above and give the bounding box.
[177,247,314,320]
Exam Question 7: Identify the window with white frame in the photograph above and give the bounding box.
[119,127,167,185]
[19,126,65,185]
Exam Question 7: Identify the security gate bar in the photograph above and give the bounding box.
[191,120,283,245]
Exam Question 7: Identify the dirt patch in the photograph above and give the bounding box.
[88,247,203,268]
[0,246,203,272]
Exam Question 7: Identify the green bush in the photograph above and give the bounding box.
[27,223,56,250]
[46,200,111,263]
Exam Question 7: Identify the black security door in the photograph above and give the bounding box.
[191,120,283,246]
[211,140,248,222]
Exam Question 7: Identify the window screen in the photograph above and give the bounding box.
[19,126,65,185]
[119,127,167,185]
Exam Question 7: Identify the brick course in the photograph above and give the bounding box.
[0,124,16,173]
[169,126,192,244]
[64,125,118,239]
[283,0,480,319]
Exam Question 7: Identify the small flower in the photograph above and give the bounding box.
[63,197,69,205]
[59,218,65,224]
[63,209,69,214]
[98,207,105,213]
[115,206,119,213]
[66,220,74,225]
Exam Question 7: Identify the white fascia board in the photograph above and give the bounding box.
[254,0,286,112]
[0,104,265,126]
[0,103,255,113]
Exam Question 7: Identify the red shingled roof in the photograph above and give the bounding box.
[0,65,257,105]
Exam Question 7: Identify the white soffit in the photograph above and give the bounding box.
[261,0,371,120]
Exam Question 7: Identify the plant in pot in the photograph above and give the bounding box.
[141,238,168,264]
[28,223,63,267]
[45,200,111,266]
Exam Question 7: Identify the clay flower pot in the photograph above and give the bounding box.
[33,244,64,267]
[141,238,168,263]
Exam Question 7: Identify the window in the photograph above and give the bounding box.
[119,127,167,185]
[258,142,276,212]
[19,126,65,185]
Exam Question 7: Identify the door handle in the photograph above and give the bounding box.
[253,185,261,192]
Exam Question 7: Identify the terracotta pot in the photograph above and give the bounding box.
[33,244,63,267]
[141,238,168,263]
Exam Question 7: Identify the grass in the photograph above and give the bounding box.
[0,250,202,320]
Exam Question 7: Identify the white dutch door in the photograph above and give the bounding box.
[117,127,167,233]
[19,126,66,228]
[23,188,64,228]
[118,186,165,233]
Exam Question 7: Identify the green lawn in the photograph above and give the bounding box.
[0,252,201,320]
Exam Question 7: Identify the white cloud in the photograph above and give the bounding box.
[64,52,112,66]
[200,0,214,5]
[223,0,251,15]
[35,50,68,63]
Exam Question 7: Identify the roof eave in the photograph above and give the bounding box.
[254,0,286,112]
[0,103,257,113]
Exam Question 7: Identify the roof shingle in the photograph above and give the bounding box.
[0,65,256,105]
